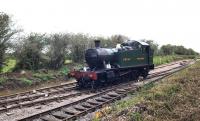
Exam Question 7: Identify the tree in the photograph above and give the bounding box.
[15,33,47,70]
[0,12,18,72]
[160,44,174,55]
[160,44,198,56]
[111,35,129,47]
[47,34,69,69]
[141,39,159,55]
[69,33,92,63]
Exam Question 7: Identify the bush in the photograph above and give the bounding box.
[20,78,32,85]
[1,58,16,73]
[15,33,47,70]
[0,77,7,85]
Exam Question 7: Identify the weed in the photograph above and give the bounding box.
[165,84,181,96]
[60,66,70,75]
[2,58,16,73]
[92,117,100,121]
[33,73,54,81]
[0,77,7,85]
[20,78,32,85]
[129,112,142,121]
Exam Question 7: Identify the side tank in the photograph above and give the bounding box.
[85,40,117,70]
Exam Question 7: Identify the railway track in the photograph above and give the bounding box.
[17,60,194,121]
[0,62,185,113]
[154,60,188,69]
[19,84,138,121]
[0,82,76,100]
[0,82,77,113]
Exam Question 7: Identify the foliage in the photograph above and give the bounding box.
[0,12,18,72]
[15,33,47,70]
[153,55,178,65]
[1,58,16,73]
[141,40,198,56]
[129,112,142,121]
[0,77,7,85]
[141,39,159,55]
[69,33,93,62]
[33,73,54,81]
[60,66,70,75]
[160,44,198,55]
[46,33,69,69]
[20,78,32,85]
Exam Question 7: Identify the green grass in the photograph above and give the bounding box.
[33,73,55,81]
[153,55,196,66]
[60,66,70,75]
[1,55,195,73]
[20,78,33,85]
[101,61,200,121]
[0,77,7,85]
[2,58,16,73]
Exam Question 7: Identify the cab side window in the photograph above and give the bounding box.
[142,47,145,53]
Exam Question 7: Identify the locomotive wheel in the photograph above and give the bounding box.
[131,71,139,81]
[142,70,149,79]
[77,79,85,89]
[91,80,99,90]
[134,72,140,81]
[77,78,91,89]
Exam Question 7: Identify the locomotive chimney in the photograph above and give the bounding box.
[94,40,101,48]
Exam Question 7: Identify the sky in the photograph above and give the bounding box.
[0,0,200,52]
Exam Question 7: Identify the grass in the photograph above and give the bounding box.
[1,55,195,73]
[60,66,70,75]
[33,73,55,81]
[0,77,7,85]
[153,55,196,66]
[1,58,16,73]
[20,78,33,85]
[95,60,200,121]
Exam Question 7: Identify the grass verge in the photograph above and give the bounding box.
[153,55,196,66]
[95,61,200,121]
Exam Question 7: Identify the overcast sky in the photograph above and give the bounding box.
[0,0,200,52]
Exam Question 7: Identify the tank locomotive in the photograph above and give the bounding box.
[69,40,154,88]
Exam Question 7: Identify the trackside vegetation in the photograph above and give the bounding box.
[153,55,196,66]
[93,61,200,121]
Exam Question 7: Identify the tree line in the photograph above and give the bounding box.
[12,33,127,71]
[142,40,199,56]
[0,12,199,72]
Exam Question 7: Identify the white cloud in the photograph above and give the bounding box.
[0,0,200,52]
